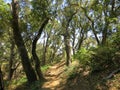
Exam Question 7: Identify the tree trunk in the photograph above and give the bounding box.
[42,43,48,66]
[77,36,84,50]
[91,22,100,45]
[64,20,72,66]
[32,18,49,80]
[101,8,109,46]
[64,11,77,66]
[77,29,85,50]
[8,40,15,80]
[32,48,44,80]
[50,44,58,63]
[101,26,108,45]
[72,28,76,55]
[42,30,51,65]
[50,52,55,63]
[64,35,71,66]
[0,67,4,90]
[11,0,37,83]
[101,19,109,45]
[83,9,100,45]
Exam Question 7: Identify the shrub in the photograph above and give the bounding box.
[74,47,92,66]
[90,46,116,72]
[74,44,119,73]
[112,30,120,51]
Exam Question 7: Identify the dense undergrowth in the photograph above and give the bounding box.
[74,45,120,72]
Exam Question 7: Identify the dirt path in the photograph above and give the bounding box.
[41,61,66,90]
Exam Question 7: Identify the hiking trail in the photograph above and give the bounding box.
[41,61,66,90]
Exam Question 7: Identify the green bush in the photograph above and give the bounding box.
[74,46,118,72]
[90,46,116,72]
[112,30,120,51]
[74,47,92,66]
[11,76,27,86]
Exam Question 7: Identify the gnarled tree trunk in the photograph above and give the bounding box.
[64,11,77,66]
[8,40,15,80]
[11,0,37,82]
[32,18,49,80]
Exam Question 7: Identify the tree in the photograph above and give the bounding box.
[32,18,49,80]
[62,2,78,66]
[11,0,37,82]
[8,38,15,80]
[42,27,52,65]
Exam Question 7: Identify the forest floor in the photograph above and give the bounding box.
[40,60,120,90]
[9,60,120,90]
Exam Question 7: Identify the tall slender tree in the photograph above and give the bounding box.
[11,0,37,82]
[32,18,49,80]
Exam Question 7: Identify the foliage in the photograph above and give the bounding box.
[74,47,92,66]
[41,65,50,73]
[10,76,27,87]
[67,70,79,80]
[64,61,80,80]
[29,81,43,90]
[112,29,120,51]
[90,46,116,72]
[74,45,119,72]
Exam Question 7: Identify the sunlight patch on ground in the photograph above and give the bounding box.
[41,60,66,90]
